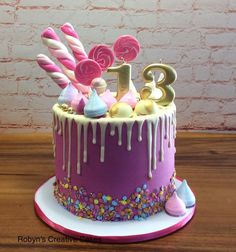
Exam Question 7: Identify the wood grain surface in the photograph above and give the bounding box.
[0,132,235,252]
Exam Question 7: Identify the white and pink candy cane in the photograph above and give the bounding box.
[37,54,70,89]
[60,23,87,62]
[41,27,90,94]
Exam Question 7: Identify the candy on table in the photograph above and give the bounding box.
[134,100,158,115]
[71,91,88,115]
[88,44,114,71]
[37,54,69,89]
[41,27,90,94]
[119,90,137,109]
[91,78,107,95]
[109,102,133,118]
[60,23,88,62]
[75,59,102,86]
[100,89,117,109]
[84,90,108,118]
[176,180,196,208]
[165,192,186,217]
[58,83,78,106]
[113,35,140,62]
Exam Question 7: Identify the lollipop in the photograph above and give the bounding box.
[88,44,114,71]
[60,23,88,62]
[37,54,69,89]
[113,35,140,62]
[75,59,102,86]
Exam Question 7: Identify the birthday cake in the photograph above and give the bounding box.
[37,23,195,222]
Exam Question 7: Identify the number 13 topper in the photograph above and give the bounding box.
[141,63,177,106]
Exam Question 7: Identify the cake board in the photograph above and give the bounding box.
[34,176,196,243]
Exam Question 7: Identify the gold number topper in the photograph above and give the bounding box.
[141,63,177,106]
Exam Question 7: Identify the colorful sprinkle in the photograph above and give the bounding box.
[53,173,176,222]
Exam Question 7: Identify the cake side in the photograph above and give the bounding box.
[53,103,176,221]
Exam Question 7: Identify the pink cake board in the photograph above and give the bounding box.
[34,177,196,243]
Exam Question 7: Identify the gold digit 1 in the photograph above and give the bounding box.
[107,63,131,101]
[142,63,177,106]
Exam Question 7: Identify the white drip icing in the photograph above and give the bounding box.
[76,122,82,174]
[168,115,171,147]
[52,103,176,179]
[126,122,134,151]
[67,118,72,177]
[152,118,158,171]
[147,120,153,179]
[160,115,164,162]
[61,117,66,170]
[137,120,144,142]
[99,122,107,162]
[83,123,88,163]
[91,122,97,144]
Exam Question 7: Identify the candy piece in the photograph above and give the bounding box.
[134,100,158,115]
[119,90,137,108]
[109,102,133,118]
[41,27,90,94]
[71,92,88,114]
[165,192,186,217]
[91,78,107,95]
[100,89,117,109]
[58,83,78,106]
[75,59,102,86]
[41,27,76,80]
[60,23,88,62]
[113,35,140,62]
[37,54,69,89]
[84,90,108,118]
[88,44,114,71]
[177,180,196,208]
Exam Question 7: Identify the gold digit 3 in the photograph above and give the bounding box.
[142,63,177,106]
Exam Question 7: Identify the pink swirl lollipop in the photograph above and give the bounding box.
[75,59,102,86]
[113,35,140,62]
[88,44,114,71]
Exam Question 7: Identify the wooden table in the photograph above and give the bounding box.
[0,132,235,252]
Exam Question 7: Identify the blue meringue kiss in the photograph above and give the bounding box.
[58,83,78,106]
[176,179,196,208]
[84,90,108,118]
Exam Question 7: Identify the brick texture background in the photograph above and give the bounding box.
[0,0,235,133]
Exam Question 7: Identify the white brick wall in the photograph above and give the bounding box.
[0,0,235,132]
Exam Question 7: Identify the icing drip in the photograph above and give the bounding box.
[83,123,88,163]
[67,118,72,177]
[61,117,66,170]
[52,112,56,157]
[126,122,134,151]
[168,115,171,148]
[76,122,82,174]
[117,123,123,146]
[99,122,107,162]
[147,120,153,179]
[91,122,97,144]
[152,118,158,171]
[160,116,164,162]
[137,120,144,142]
[110,123,116,136]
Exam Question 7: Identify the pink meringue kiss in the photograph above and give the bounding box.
[165,192,186,217]
[113,35,140,62]
[119,90,138,108]
[71,92,88,115]
[100,89,117,109]
[75,59,102,86]
[88,44,114,71]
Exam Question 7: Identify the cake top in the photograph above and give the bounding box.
[37,22,177,119]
